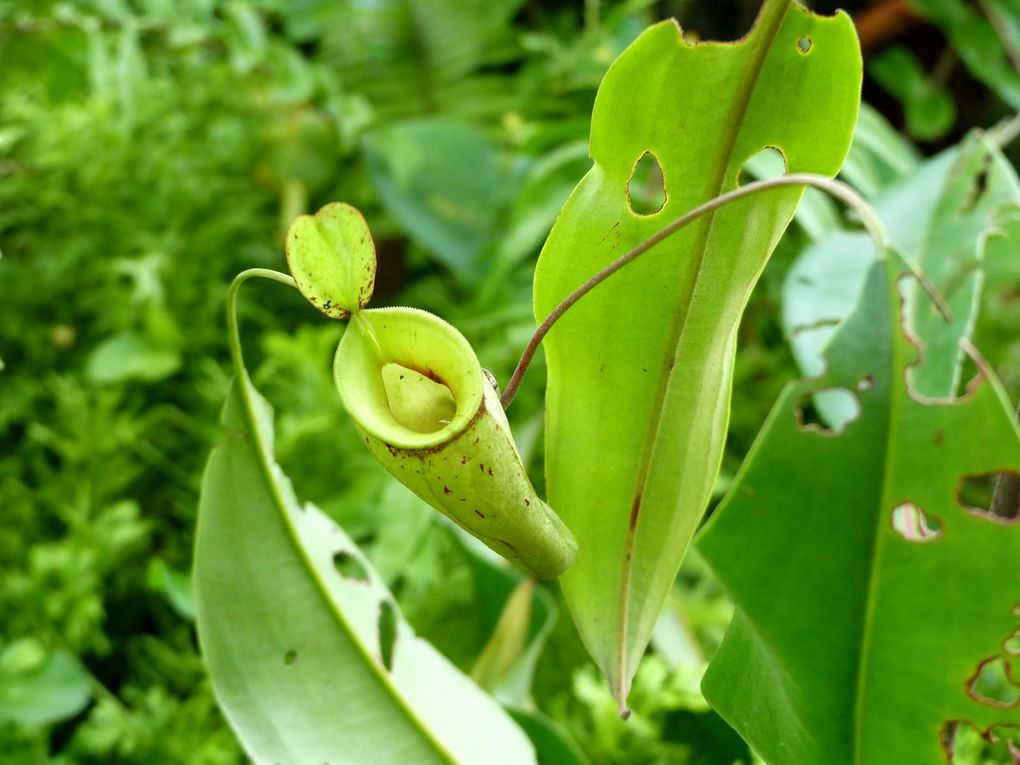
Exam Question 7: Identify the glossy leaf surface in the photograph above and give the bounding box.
[532,0,861,706]
[699,258,1020,764]
[194,371,536,765]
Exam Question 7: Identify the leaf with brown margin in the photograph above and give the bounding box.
[698,256,1020,765]
[286,202,376,318]
[532,0,861,708]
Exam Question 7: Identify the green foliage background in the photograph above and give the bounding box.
[1,1,1018,763]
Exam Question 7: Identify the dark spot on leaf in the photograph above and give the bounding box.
[626,151,666,216]
[934,430,944,446]
[628,492,642,531]
[474,509,485,518]
[967,656,1020,708]
[891,502,942,542]
[487,467,493,476]
[378,601,397,672]
[958,154,991,217]
[284,649,297,665]
[524,498,530,507]
[443,485,452,494]
[333,551,369,582]
[479,463,485,472]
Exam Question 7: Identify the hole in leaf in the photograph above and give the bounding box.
[738,146,787,187]
[381,362,457,434]
[378,601,397,672]
[857,376,875,392]
[891,502,943,542]
[626,151,666,216]
[945,720,1020,763]
[794,388,860,435]
[958,472,1020,524]
[967,657,1020,708]
[333,550,369,582]
[796,36,812,54]
[1004,630,1020,657]
[284,649,297,665]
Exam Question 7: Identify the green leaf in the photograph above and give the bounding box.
[532,1,861,707]
[784,133,1020,426]
[910,0,1020,110]
[285,202,376,318]
[317,0,524,117]
[145,557,195,622]
[868,45,955,142]
[194,371,537,764]
[85,331,181,384]
[0,639,92,728]
[698,257,1020,764]
[363,119,519,284]
[453,529,558,706]
[507,708,591,765]
[839,102,919,201]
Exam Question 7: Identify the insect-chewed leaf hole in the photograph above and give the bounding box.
[627,151,667,216]
[943,720,1020,763]
[957,472,1020,524]
[378,600,397,672]
[891,502,942,542]
[793,388,860,435]
[738,146,787,187]
[967,656,1020,708]
[796,35,812,54]
[1003,629,1020,657]
[333,550,370,582]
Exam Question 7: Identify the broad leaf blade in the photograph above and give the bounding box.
[784,132,1020,420]
[532,1,861,705]
[194,373,536,765]
[698,259,1020,764]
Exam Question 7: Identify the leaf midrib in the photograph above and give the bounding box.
[233,371,461,765]
[852,261,906,765]
[614,0,794,699]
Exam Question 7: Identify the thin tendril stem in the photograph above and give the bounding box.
[227,268,297,377]
[499,173,894,409]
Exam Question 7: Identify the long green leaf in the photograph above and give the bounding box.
[698,257,1020,764]
[532,0,861,707]
[194,369,536,764]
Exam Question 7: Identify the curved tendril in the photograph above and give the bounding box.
[500,172,948,409]
[226,268,297,378]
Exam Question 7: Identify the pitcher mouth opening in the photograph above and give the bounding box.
[333,307,485,449]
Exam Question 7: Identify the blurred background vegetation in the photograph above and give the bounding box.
[1,0,1018,763]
